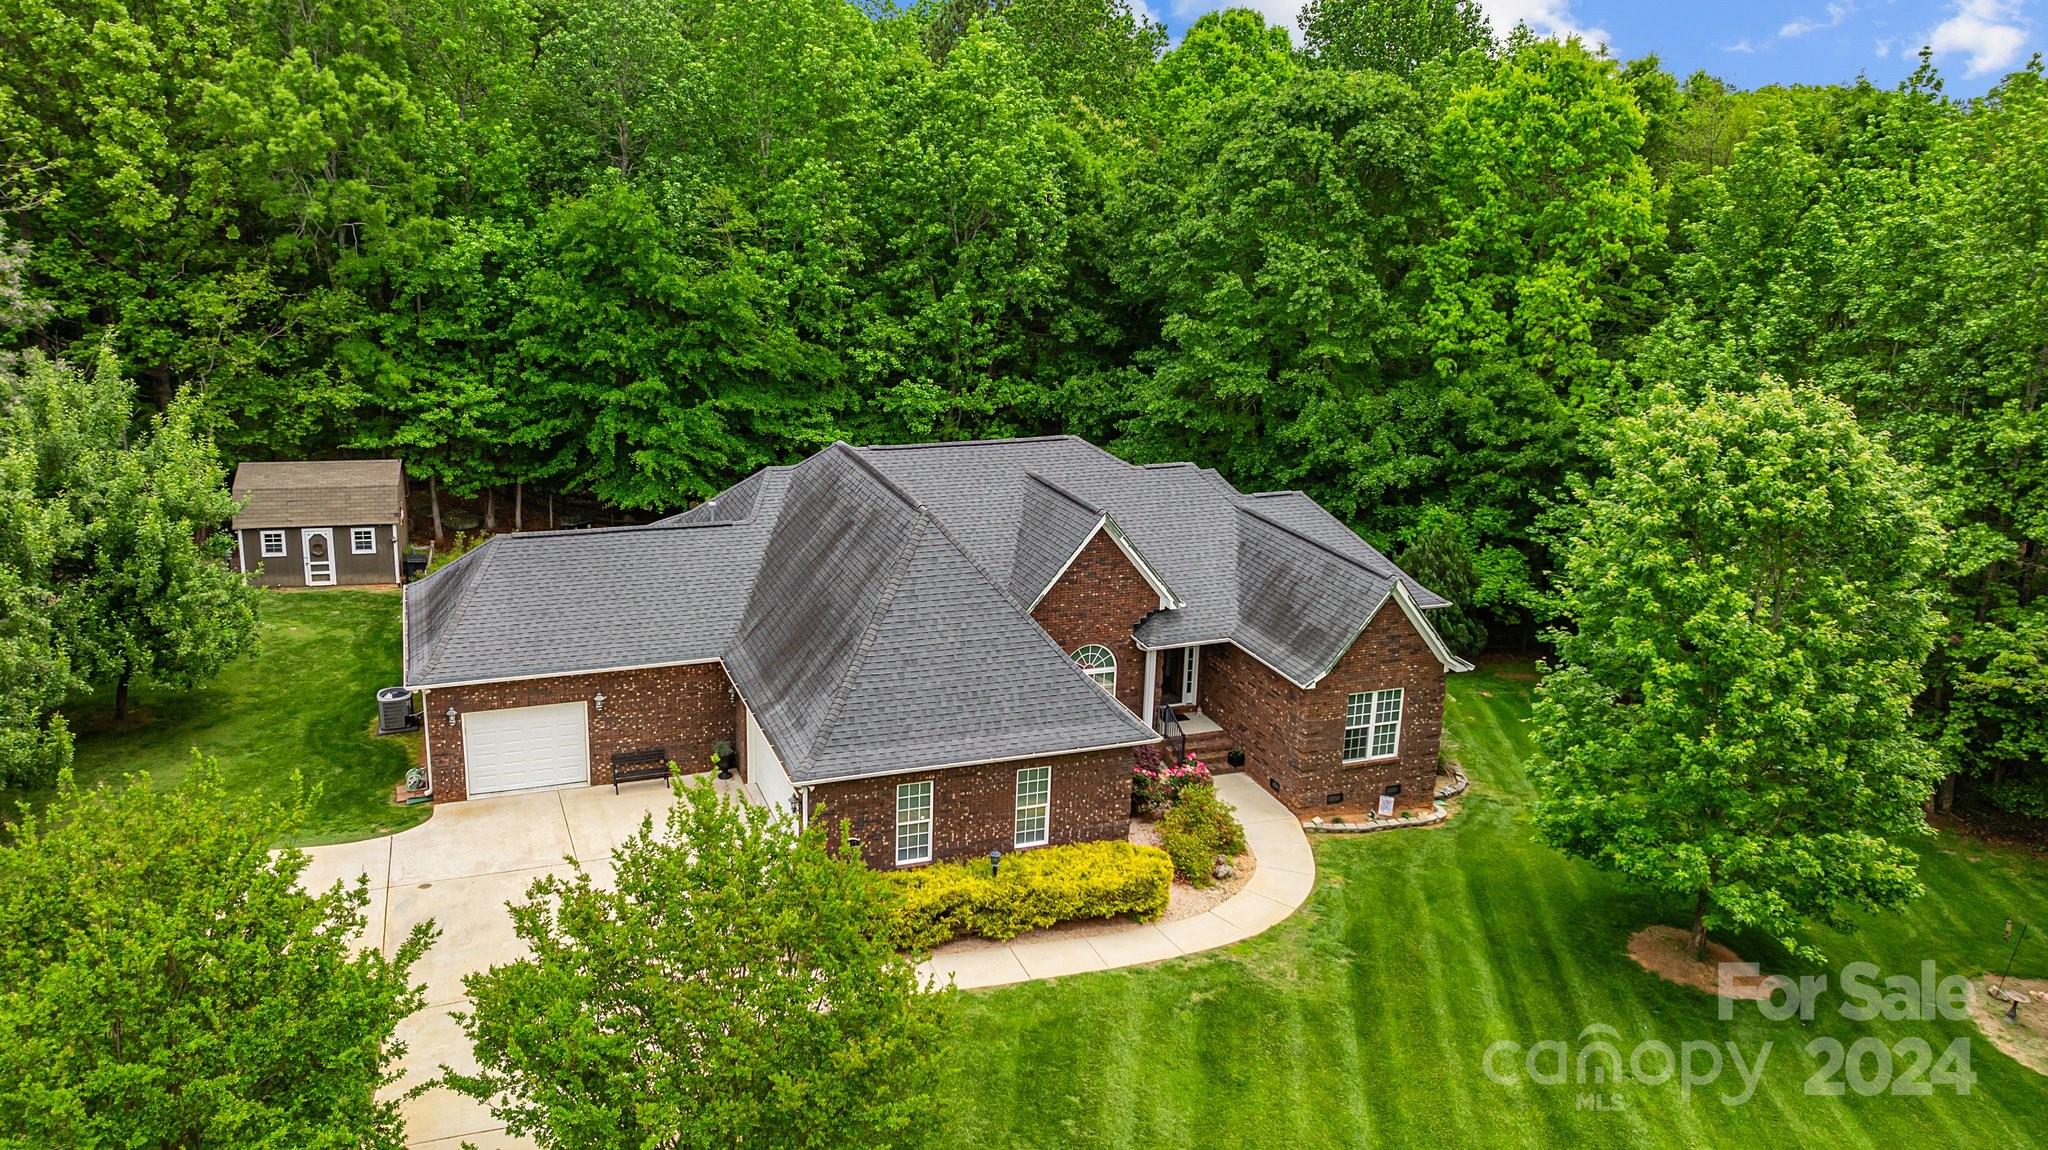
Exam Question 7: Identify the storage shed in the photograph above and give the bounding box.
[232,460,408,587]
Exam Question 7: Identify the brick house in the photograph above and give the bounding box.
[402,438,1470,867]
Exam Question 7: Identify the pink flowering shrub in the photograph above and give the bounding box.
[1131,747,1212,816]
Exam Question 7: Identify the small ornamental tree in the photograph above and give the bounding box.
[452,777,947,1149]
[1531,382,1945,961]
[0,765,434,1148]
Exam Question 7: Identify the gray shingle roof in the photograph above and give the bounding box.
[1232,506,1394,686]
[1009,475,1105,608]
[404,434,1458,779]
[720,446,1155,783]
[404,474,790,687]
[1239,490,1448,608]
[232,459,404,529]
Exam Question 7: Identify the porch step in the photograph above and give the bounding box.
[1181,729,1237,770]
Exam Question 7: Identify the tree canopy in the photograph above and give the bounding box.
[2,3,2045,811]
[0,766,433,1147]
[452,779,946,1148]
[1530,383,1944,959]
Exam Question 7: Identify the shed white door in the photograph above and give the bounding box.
[745,707,796,823]
[461,701,589,797]
[302,528,335,586]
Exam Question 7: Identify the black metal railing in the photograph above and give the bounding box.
[1156,704,1186,763]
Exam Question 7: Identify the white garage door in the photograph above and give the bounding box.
[462,701,590,797]
[746,706,796,823]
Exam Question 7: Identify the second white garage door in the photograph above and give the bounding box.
[461,701,590,797]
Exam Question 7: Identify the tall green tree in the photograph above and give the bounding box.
[8,346,257,719]
[1116,65,1434,513]
[0,224,68,787]
[1299,0,1491,77]
[0,445,70,788]
[1531,383,1944,960]
[1418,38,1665,625]
[0,766,433,1147]
[452,778,946,1148]
[856,29,1072,441]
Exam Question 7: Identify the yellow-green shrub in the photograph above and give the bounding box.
[884,840,1172,949]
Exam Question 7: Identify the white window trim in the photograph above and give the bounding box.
[1071,644,1117,695]
[351,527,378,554]
[259,530,287,558]
[1014,765,1051,849]
[1343,687,1404,764]
[895,781,933,866]
[1179,646,1200,706]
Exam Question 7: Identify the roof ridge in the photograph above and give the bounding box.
[803,512,930,764]
[922,503,1155,728]
[1020,471,1102,516]
[860,434,1082,453]
[831,441,926,511]
[1234,501,1394,580]
[494,519,744,541]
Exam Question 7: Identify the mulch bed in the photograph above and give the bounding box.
[1626,925,1772,1000]
[1971,976,2048,1075]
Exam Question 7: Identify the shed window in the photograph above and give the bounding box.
[1344,688,1403,762]
[1014,766,1051,848]
[895,781,933,866]
[260,531,286,558]
[1071,644,1116,695]
[351,527,377,554]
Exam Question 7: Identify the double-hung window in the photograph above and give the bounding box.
[1343,688,1404,762]
[351,527,378,554]
[259,530,287,558]
[1014,766,1051,848]
[895,781,933,865]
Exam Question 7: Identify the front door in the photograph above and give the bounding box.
[302,528,335,586]
[1160,646,1199,708]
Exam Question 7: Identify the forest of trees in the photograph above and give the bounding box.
[1,0,2042,813]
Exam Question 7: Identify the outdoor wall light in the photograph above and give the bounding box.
[593,691,606,713]
[444,706,458,728]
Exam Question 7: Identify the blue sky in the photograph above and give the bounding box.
[1155,1,2041,95]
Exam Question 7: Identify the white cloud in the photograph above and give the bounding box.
[1725,38,1757,55]
[1926,0,2031,77]
[1477,0,1610,51]
[1779,3,1849,40]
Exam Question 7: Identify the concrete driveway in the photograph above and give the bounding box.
[298,778,749,1149]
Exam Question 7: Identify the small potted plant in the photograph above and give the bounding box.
[1226,746,1246,768]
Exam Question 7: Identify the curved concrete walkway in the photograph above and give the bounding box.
[300,773,1312,1145]
[917,772,1316,990]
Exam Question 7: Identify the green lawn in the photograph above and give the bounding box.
[11,589,430,846]
[934,665,2048,1148]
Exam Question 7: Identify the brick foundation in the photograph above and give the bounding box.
[1199,605,1443,815]
[808,748,1133,869]
[1030,529,1158,719]
[422,663,737,801]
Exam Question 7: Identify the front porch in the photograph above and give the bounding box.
[1155,707,1237,768]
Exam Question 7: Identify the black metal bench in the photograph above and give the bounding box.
[610,747,671,793]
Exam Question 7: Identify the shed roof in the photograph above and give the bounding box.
[232,460,405,530]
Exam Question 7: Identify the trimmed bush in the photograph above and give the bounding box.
[885,840,1172,949]
[1158,781,1247,887]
